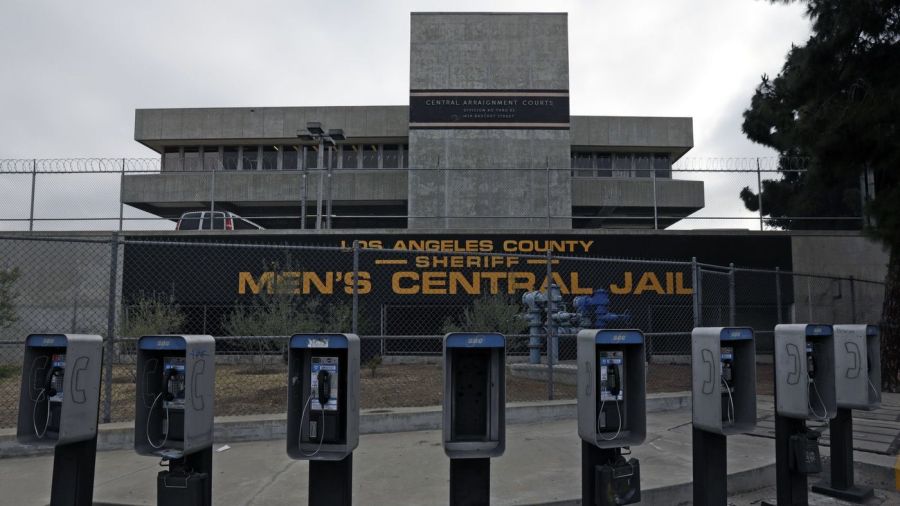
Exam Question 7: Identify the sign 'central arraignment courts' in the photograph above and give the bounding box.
[409,90,570,129]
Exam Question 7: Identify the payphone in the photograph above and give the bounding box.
[577,329,646,506]
[768,324,836,506]
[812,324,881,502]
[287,333,359,506]
[443,332,505,506]
[18,334,103,506]
[134,335,215,506]
[287,333,359,461]
[691,327,757,506]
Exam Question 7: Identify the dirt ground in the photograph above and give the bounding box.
[0,362,775,427]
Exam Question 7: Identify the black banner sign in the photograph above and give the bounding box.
[409,90,570,129]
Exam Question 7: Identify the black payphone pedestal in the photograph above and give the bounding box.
[582,443,641,506]
[49,435,100,506]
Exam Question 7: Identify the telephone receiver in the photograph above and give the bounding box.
[701,348,715,395]
[70,357,89,404]
[44,366,64,397]
[844,342,861,379]
[317,369,332,407]
[607,363,620,397]
[161,368,177,401]
[786,343,801,385]
[191,360,205,411]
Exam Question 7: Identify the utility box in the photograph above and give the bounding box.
[442,332,506,459]
[17,334,103,446]
[833,324,881,410]
[577,329,646,448]
[287,333,360,461]
[134,335,215,459]
[774,324,837,420]
[691,327,757,435]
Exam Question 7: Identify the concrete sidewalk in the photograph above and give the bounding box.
[0,407,777,506]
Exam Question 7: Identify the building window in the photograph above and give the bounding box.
[202,146,220,171]
[183,147,201,172]
[362,144,379,169]
[383,144,400,168]
[241,146,259,170]
[634,154,652,178]
[341,144,359,169]
[571,152,593,177]
[163,147,182,172]
[653,154,671,178]
[596,153,612,177]
[261,145,278,171]
[304,145,319,169]
[613,154,632,177]
[401,144,409,168]
[282,145,300,170]
[223,146,239,170]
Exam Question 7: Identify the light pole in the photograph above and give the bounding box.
[298,122,345,229]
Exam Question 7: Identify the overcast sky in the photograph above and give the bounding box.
[0,0,812,229]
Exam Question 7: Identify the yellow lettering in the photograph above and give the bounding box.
[675,272,693,294]
[609,272,633,295]
[392,272,419,294]
[238,271,274,295]
[633,272,665,295]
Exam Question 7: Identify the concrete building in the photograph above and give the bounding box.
[124,12,703,230]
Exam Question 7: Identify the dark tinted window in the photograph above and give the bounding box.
[223,147,239,170]
[383,145,400,168]
[341,145,358,169]
[362,144,378,168]
[283,145,300,170]
[241,146,259,170]
[304,145,319,169]
[654,154,671,178]
[178,212,201,230]
[262,146,278,170]
[183,147,201,172]
[596,153,612,177]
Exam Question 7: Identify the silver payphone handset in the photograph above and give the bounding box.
[33,354,65,438]
[299,355,339,457]
[147,357,185,449]
[596,351,624,442]
[721,347,735,425]
[806,343,828,421]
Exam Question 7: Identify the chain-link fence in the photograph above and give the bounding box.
[0,158,869,232]
[0,234,884,428]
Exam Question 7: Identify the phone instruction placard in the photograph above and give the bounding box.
[599,351,624,402]
[311,356,339,411]
[49,354,65,402]
[163,356,186,409]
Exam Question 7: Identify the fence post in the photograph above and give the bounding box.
[352,240,359,334]
[756,157,764,231]
[209,170,216,230]
[775,267,783,324]
[849,276,857,324]
[692,257,701,328]
[118,158,125,231]
[29,159,37,231]
[546,249,554,401]
[103,232,120,423]
[729,263,736,326]
[652,169,659,230]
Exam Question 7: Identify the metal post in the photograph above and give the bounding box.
[118,158,125,231]
[326,147,334,229]
[775,267,783,324]
[546,249,554,400]
[849,276,857,324]
[310,455,353,506]
[693,427,727,505]
[450,457,489,506]
[729,263,736,326]
[806,277,813,322]
[757,157,764,231]
[29,159,37,231]
[301,155,308,229]
[352,240,359,334]
[691,258,701,328]
[651,169,659,230]
[103,233,119,423]
[315,139,325,229]
[546,161,551,229]
[811,408,874,501]
[209,170,216,230]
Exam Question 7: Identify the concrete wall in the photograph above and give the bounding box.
[134,106,409,149]
[571,178,704,209]
[570,116,693,158]
[790,233,889,324]
[123,170,408,207]
[408,13,572,229]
